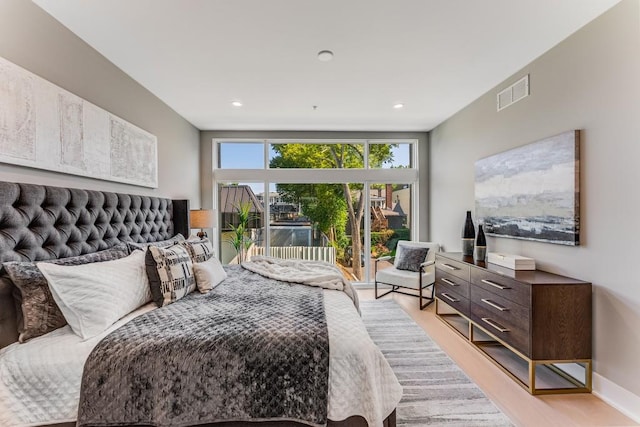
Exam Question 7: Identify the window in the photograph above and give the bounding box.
[213,139,419,284]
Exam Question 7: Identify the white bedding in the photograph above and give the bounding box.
[0,290,402,427]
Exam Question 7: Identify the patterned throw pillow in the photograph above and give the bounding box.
[395,246,429,272]
[145,244,196,307]
[3,244,130,342]
[181,238,214,263]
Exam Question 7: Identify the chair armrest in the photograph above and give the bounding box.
[375,256,392,264]
[419,260,435,272]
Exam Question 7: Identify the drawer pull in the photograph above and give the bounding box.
[442,263,460,271]
[481,279,510,290]
[481,317,510,333]
[441,293,460,303]
[481,298,508,311]
[441,278,459,286]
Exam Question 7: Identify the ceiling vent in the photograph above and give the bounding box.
[497,74,529,111]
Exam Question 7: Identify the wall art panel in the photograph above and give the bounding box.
[475,130,580,245]
[0,56,157,188]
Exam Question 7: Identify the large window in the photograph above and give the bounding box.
[213,139,419,284]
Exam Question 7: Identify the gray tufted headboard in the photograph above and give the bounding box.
[0,180,190,348]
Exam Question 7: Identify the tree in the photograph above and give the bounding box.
[270,143,394,279]
[277,183,348,247]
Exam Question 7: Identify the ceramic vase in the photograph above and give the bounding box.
[462,211,475,256]
[475,224,487,260]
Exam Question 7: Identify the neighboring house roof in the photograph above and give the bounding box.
[220,185,264,230]
[393,201,406,216]
[379,208,401,217]
[220,185,264,214]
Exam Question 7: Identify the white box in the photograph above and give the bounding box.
[487,252,536,270]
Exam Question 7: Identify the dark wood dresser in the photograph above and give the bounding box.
[434,252,592,395]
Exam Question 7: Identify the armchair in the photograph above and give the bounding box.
[374,241,440,310]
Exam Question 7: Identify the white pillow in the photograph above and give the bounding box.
[192,256,227,293]
[37,250,151,339]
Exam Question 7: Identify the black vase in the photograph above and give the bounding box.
[475,225,487,260]
[462,211,475,256]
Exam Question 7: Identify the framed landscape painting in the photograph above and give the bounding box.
[475,130,580,245]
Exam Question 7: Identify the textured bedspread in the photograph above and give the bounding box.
[242,256,359,308]
[77,266,329,427]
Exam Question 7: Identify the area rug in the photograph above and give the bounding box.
[359,299,513,426]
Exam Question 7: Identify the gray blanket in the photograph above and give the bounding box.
[77,266,329,427]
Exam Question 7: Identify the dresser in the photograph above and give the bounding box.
[434,252,592,395]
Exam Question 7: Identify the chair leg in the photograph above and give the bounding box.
[420,284,435,310]
[418,271,435,310]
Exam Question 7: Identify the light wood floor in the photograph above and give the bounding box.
[357,289,638,427]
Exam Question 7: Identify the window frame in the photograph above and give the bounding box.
[212,138,420,284]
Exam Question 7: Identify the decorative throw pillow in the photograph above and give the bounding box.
[146,244,196,307]
[395,245,429,272]
[192,256,227,293]
[181,237,214,263]
[36,250,151,340]
[126,233,185,253]
[3,244,130,343]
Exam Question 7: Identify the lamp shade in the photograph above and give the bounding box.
[190,209,216,229]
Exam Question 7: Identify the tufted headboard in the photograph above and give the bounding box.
[0,180,190,348]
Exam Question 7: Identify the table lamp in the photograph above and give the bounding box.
[190,209,215,239]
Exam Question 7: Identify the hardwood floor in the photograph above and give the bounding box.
[357,289,638,427]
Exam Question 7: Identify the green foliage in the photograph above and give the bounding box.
[393,228,410,240]
[371,230,394,246]
[225,201,256,263]
[383,228,410,254]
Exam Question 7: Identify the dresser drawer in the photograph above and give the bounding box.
[470,302,530,356]
[435,257,470,281]
[471,268,530,307]
[435,269,470,298]
[471,286,529,331]
[436,288,469,316]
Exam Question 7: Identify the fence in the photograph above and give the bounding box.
[247,246,336,264]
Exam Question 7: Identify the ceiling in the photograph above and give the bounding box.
[34,0,619,132]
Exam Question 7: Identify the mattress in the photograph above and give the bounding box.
[0,289,402,427]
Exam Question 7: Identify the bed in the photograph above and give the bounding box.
[0,181,402,427]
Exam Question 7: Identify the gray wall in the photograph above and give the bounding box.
[430,0,640,403]
[0,1,200,204]
[200,131,429,239]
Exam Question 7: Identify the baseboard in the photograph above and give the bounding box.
[593,372,640,423]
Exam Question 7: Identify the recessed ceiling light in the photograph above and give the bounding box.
[317,50,334,62]
[393,103,404,109]
[231,101,243,107]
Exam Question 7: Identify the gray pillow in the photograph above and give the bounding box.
[126,233,185,253]
[395,246,429,272]
[3,244,130,342]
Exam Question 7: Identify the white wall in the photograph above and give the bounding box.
[429,0,640,419]
[0,0,200,204]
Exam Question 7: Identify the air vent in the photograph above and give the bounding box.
[497,74,529,111]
